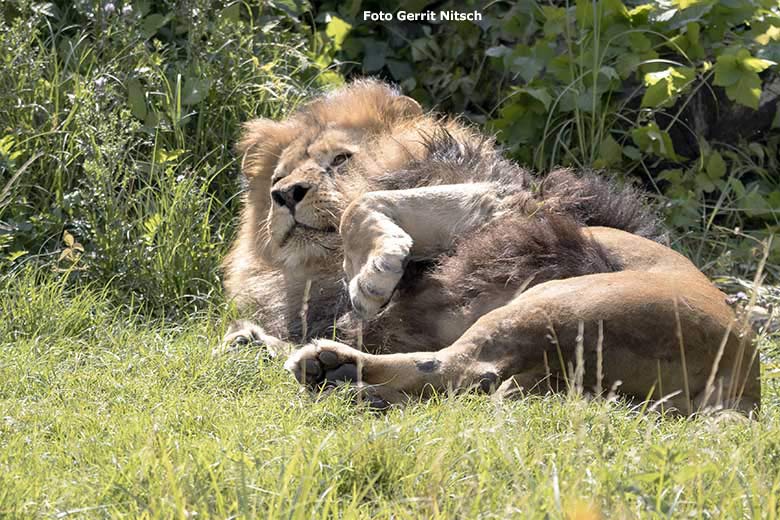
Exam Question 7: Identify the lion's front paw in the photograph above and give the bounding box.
[346,235,411,318]
[213,320,290,357]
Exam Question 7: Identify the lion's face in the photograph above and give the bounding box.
[265,125,363,263]
[234,80,423,270]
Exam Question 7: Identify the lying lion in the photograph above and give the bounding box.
[220,79,760,414]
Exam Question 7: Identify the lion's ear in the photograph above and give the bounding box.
[390,95,423,119]
[235,118,297,178]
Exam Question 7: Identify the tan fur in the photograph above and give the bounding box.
[222,80,760,415]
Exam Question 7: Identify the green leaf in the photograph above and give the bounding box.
[628,33,652,53]
[362,40,387,72]
[713,54,740,87]
[541,6,567,36]
[325,15,352,51]
[316,71,344,87]
[182,78,211,106]
[6,250,27,262]
[726,73,762,110]
[695,172,716,193]
[641,67,695,108]
[743,189,770,217]
[673,0,704,8]
[642,78,671,107]
[520,87,552,110]
[154,148,185,164]
[706,151,726,180]
[386,60,412,81]
[126,78,147,120]
[598,134,623,166]
[512,55,544,83]
[141,13,167,39]
[631,122,680,160]
[658,168,684,183]
[755,25,780,45]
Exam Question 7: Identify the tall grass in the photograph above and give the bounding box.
[0,1,316,315]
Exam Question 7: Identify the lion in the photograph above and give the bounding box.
[220,79,760,414]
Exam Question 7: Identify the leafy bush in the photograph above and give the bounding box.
[0,0,334,315]
[314,0,780,277]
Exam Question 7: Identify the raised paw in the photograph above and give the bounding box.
[346,235,411,318]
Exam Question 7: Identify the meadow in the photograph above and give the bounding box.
[1,1,779,518]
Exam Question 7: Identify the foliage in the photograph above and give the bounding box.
[0,0,335,315]
[315,0,780,277]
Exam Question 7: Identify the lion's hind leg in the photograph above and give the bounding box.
[285,268,759,415]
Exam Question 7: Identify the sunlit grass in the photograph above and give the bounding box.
[0,272,778,518]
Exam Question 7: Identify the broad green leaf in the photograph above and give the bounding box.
[686,22,700,45]
[658,168,684,183]
[706,151,726,180]
[631,122,679,160]
[7,250,27,262]
[641,80,671,107]
[182,78,211,106]
[743,189,770,217]
[141,13,167,39]
[363,40,387,72]
[522,88,552,110]
[598,135,623,166]
[126,78,147,120]
[154,148,185,164]
[695,172,716,193]
[316,70,344,87]
[713,54,740,87]
[325,15,352,51]
[726,73,762,110]
[641,67,695,108]
[628,33,652,53]
[673,0,705,8]
[541,6,567,36]
[386,60,412,81]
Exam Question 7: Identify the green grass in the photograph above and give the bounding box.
[0,269,779,518]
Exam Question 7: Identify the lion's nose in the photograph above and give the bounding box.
[271,182,312,211]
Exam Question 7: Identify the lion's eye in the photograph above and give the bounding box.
[331,153,351,167]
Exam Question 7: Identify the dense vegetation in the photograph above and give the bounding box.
[1,0,778,517]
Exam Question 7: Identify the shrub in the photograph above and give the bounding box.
[0,0,335,315]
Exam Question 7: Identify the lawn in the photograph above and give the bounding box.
[0,270,778,518]
[2,1,780,518]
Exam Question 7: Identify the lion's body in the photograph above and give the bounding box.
[222,80,759,414]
